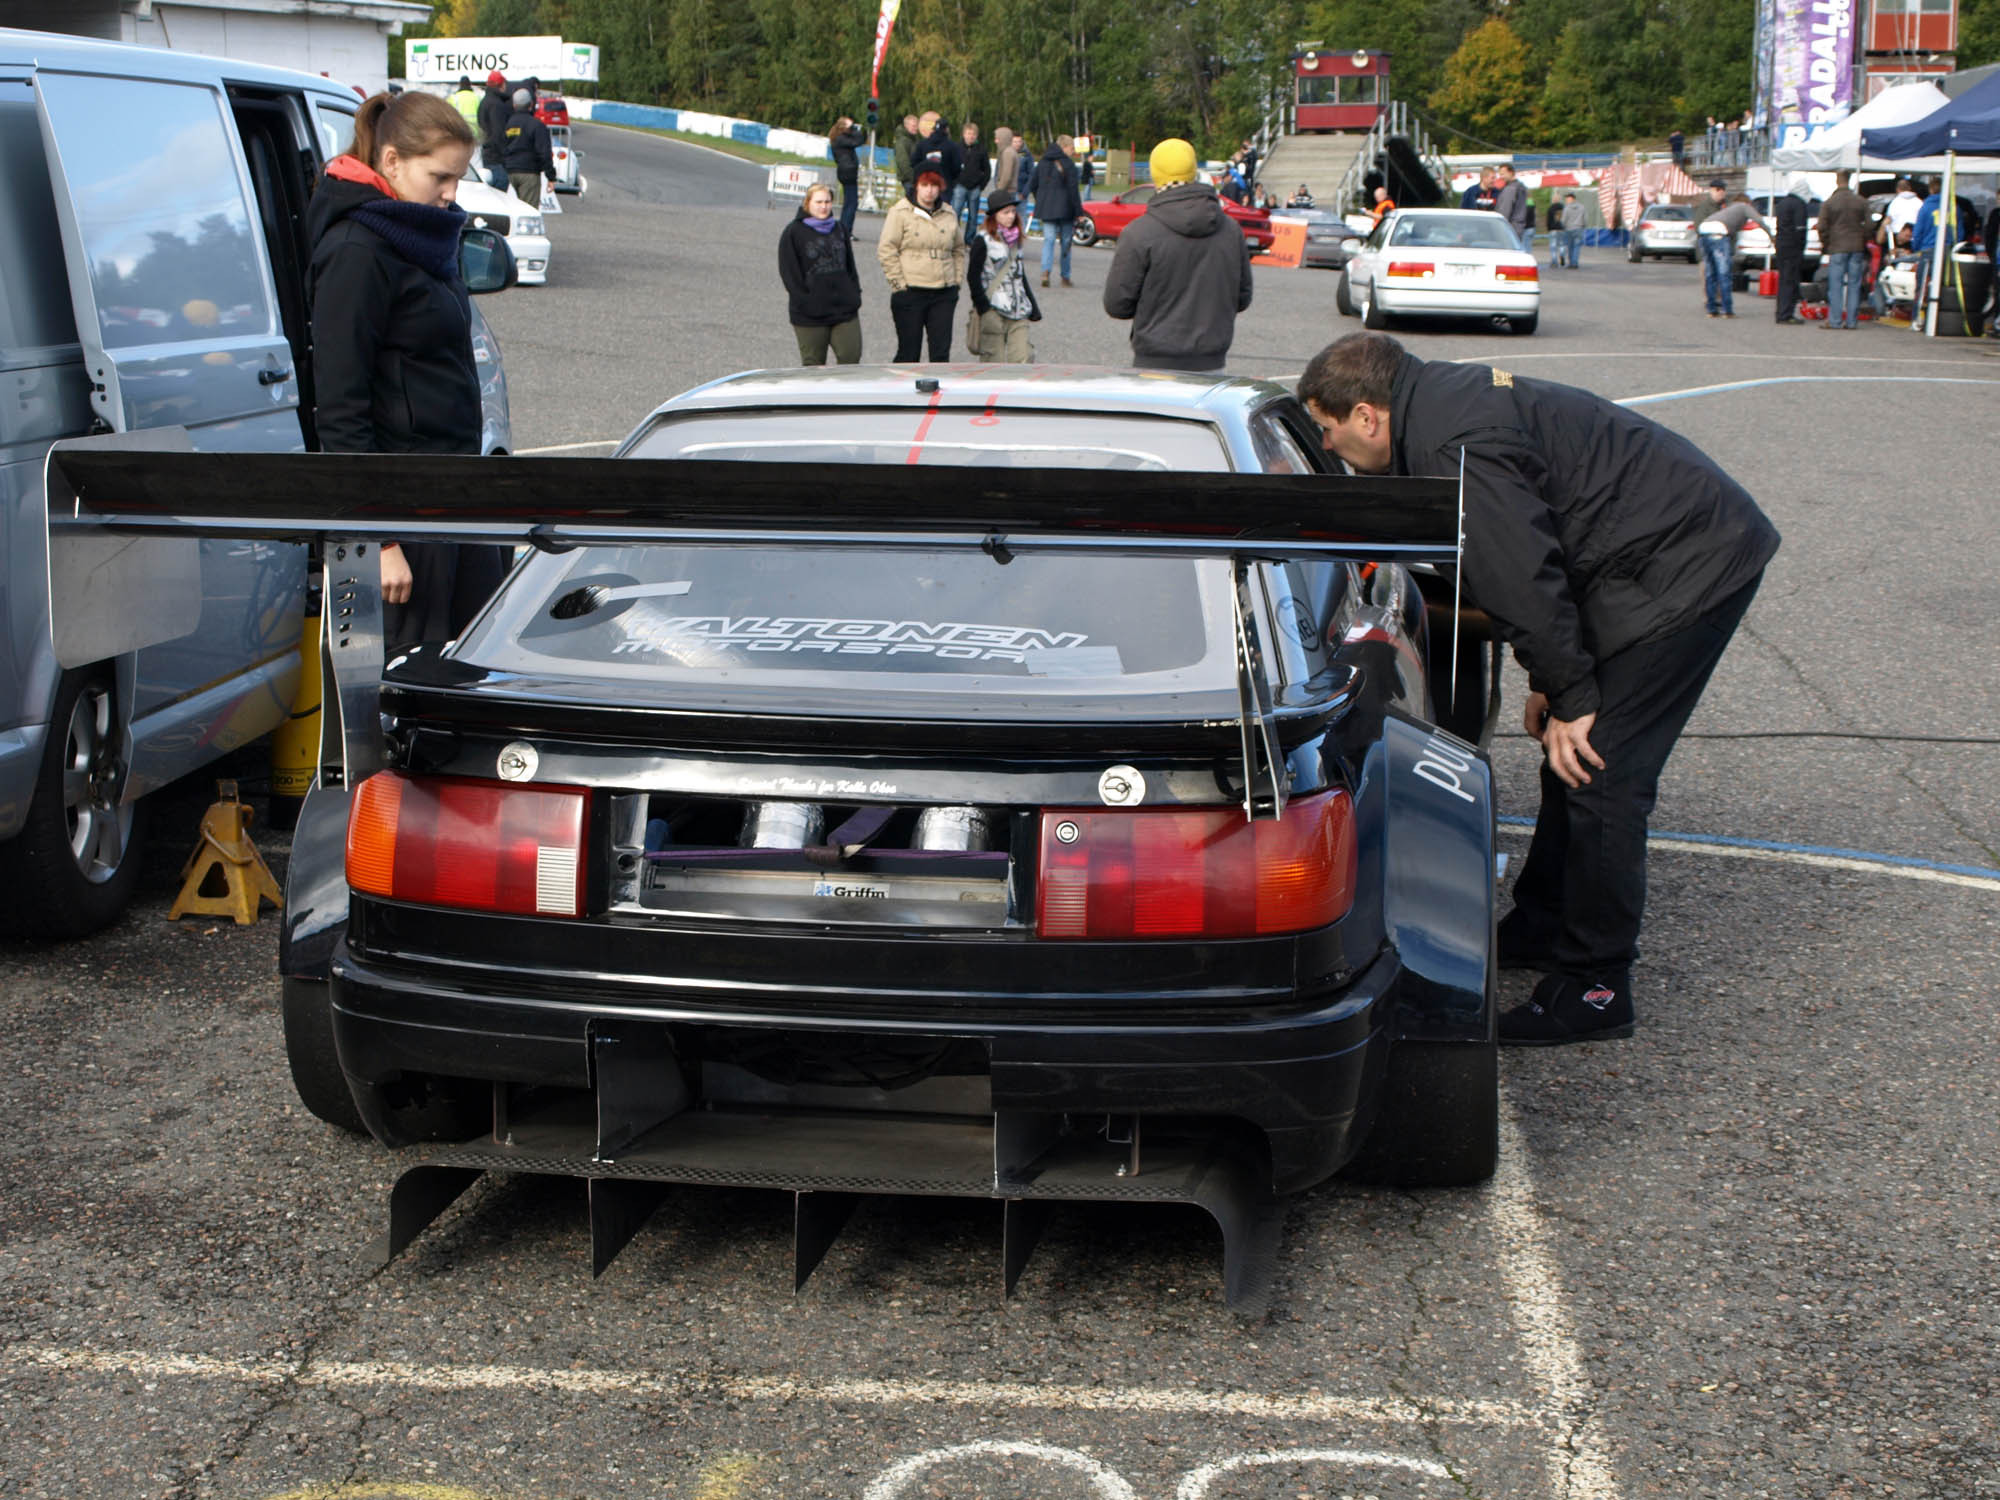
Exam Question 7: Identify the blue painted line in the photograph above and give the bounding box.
[1495,814,2000,881]
[1618,375,2000,407]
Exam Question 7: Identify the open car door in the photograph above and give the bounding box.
[30,65,301,448]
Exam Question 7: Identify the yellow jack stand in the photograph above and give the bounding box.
[168,780,282,926]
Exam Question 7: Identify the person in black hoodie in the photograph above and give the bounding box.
[828,115,865,235]
[1297,332,1780,1046]
[912,111,963,190]
[307,89,505,655]
[779,182,863,364]
[475,69,511,189]
[1032,136,1082,286]
[1102,138,1252,370]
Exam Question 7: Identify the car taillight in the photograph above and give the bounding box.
[1495,263,1539,281]
[1386,260,1435,278]
[1036,791,1355,940]
[347,772,588,917]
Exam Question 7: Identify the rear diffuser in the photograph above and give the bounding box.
[372,1031,1282,1314]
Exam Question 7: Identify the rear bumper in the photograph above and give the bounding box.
[327,936,1408,1193]
[1377,286,1539,316]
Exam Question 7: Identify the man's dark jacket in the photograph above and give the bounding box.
[305,173,480,455]
[501,107,554,176]
[1386,353,1779,720]
[1032,146,1081,221]
[912,126,962,188]
[956,141,990,193]
[476,84,510,154]
[1102,182,1252,370]
[1774,191,1809,253]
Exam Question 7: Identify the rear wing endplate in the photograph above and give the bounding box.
[46,441,1463,820]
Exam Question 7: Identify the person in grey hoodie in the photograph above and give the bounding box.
[1494,164,1533,253]
[1559,192,1586,268]
[1102,138,1253,372]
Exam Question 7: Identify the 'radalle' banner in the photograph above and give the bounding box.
[1766,0,1854,144]
[870,0,903,100]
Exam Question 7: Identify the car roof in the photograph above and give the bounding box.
[0,26,365,99]
[647,366,1297,424]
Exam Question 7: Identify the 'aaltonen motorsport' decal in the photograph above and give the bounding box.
[611,617,1089,662]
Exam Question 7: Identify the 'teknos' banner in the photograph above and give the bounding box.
[869,0,903,101]
[1769,0,1854,144]
[406,36,599,86]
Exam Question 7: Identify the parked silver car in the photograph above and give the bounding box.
[0,28,512,937]
[1628,203,1700,262]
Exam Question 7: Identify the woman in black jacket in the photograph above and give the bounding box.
[307,88,506,654]
[829,116,865,235]
[779,183,864,364]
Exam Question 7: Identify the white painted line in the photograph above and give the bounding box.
[1493,823,2000,894]
[865,1440,1136,1500]
[515,438,619,455]
[1492,1102,1623,1500]
[3,1345,1543,1430]
[1175,1448,1450,1498]
[1617,374,2000,406]
[1451,349,1997,368]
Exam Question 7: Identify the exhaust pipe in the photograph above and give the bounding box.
[914,806,992,852]
[739,801,825,849]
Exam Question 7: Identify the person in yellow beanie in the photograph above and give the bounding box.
[1102,139,1253,371]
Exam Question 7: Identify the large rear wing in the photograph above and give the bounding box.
[45,439,1463,819]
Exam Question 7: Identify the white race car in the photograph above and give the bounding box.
[460,163,552,285]
[1337,208,1540,335]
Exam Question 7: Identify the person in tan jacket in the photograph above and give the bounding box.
[878,169,966,361]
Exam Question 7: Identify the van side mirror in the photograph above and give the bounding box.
[460,227,516,294]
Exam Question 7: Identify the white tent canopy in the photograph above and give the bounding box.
[1767,82,2000,172]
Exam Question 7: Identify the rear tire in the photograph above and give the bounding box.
[1361,283,1389,329]
[1627,243,1641,263]
[0,670,147,939]
[1511,312,1538,335]
[282,976,366,1133]
[1070,215,1096,248]
[1335,269,1355,316]
[1347,1040,1499,1187]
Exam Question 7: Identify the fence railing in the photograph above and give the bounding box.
[1335,100,1451,214]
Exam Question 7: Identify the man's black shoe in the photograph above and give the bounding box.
[1496,910,1558,971]
[1499,972,1636,1046]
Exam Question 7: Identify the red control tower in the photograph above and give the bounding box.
[1292,47,1391,133]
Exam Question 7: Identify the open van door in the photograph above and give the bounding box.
[30,67,302,448]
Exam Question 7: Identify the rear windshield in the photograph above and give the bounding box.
[462,546,1225,692]
[1388,214,1518,250]
[455,405,1243,696]
[1643,206,1691,221]
[627,407,1233,469]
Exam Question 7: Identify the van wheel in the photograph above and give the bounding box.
[282,977,366,1133]
[0,671,147,939]
[1336,269,1355,316]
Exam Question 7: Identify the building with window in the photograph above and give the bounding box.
[6,0,431,96]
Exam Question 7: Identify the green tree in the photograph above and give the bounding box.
[1964,0,2000,66]
[1428,16,1538,145]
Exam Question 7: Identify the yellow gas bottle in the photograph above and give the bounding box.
[267,605,321,831]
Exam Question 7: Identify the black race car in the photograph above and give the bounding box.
[49,367,1499,1311]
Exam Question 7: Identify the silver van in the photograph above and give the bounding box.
[0,29,513,937]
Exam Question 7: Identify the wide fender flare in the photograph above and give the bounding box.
[1371,712,1495,1043]
[279,781,352,982]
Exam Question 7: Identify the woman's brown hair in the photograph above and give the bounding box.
[348,89,475,170]
[828,116,853,142]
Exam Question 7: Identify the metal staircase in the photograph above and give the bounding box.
[1255,96,1452,216]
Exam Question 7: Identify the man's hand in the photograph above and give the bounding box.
[379,543,413,605]
[1522,690,1550,742]
[1542,710,1604,788]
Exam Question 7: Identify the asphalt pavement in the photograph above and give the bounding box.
[2,122,1997,1500]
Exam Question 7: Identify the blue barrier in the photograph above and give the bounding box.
[730,121,768,145]
[592,101,682,132]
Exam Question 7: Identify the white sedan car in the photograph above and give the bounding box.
[459,164,552,285]
[1336,208,1541,335]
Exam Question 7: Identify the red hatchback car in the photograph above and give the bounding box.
[534,93,570,127]
[1072,183,1274,251]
